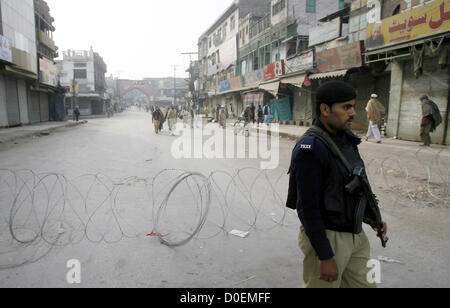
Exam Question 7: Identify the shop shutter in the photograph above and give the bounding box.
[39,92,49,122]
[29,91,41,123]
[5,76,20,126]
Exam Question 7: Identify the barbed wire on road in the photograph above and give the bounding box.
[0,147,448,269]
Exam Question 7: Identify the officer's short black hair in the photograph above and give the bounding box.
[315,81,357,118]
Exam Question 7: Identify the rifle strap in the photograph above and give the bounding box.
[308,126,354,176]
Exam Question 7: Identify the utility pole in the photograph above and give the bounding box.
[182,52,200,108]
[171,65,178,105]
[71,70,77,121]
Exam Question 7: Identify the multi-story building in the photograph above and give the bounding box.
[195,0,347,119]
[197,0,272,113]
[0,0,38,127]
[56,48,108,116]
[32,0,62,122]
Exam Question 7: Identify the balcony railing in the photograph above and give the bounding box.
[39,31,56,51]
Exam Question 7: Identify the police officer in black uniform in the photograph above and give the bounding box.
[288,81,388,288]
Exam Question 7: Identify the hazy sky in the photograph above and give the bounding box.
[45,0,234,80]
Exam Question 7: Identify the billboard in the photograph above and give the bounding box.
[243,69,264,86]
[286,50,314,73]
[316,42,363,73]
[39,57,58,87]
[366,0,450,50]
[0,35,13,63]
[309,17,342,47]
[264,60,285,81]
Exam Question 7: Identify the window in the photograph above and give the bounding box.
[230,16,235,31]
[306,0,316,13]
[338,0,345,10]
[74,62,87,68]
[264,45,271,66]
[272,0,286,16]
[252,51,259,71]
[74,69,87,79]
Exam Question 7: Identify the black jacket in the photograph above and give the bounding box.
[287,121,364,260]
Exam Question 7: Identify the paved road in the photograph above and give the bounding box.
[0,110,448,288]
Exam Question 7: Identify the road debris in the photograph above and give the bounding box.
[229,230,250,238]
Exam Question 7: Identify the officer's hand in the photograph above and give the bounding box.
[319,259,339,283]
[374,221,388,238]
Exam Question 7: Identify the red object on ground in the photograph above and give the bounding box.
[147,230,168,237]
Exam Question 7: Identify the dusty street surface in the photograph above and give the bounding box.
[0,110,449,288]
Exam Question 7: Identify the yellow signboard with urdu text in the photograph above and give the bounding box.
[366,0,450,50]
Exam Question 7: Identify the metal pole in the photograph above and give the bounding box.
[442,81,450,145]
[174,66,176,105]
[72,70,75,121]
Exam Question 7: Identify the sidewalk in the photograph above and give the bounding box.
[229,120,450,154]
[0,120,87,144]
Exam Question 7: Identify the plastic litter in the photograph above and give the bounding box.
[229,230,249,238]
[378,256,403,264]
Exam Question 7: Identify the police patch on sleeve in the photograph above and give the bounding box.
[299,136,315,152]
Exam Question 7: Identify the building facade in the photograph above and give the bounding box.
[56,48,108,116]
[363,0,449,144]
[194,0,449,145]
[195,0,347,122]
[32,0,62,123]
[0,0,63,127]
[0,0,38,127]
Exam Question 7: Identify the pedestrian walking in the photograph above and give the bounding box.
[257,105,264,126]
[364,94,385,144]
[219,107,227,129]
[181,107,190,128]
[74,106,81,122]
[204,106,209,118]
[228,103,234,119]
[420,95,442,147]
[287,80,388,288]
[168,106,178,135]
[251,103,256,124]
[264,103,272,125]
[190,107,195,128]
[216,105,220,123]
[211,107,216,122]
[152,107,164,134]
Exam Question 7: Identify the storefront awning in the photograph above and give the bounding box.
[218,85,258,96]
[281,73,307,87]
[243,92,264,106]
[259,81,280,96]
[309,70,348,80]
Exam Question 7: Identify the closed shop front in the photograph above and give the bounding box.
[17,80,29,125]
[5,76,20,127]
[29,91,41,124]
[39,92,49,122]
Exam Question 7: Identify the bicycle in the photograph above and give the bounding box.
[234,117,250,137]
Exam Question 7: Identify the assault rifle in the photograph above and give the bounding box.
[346,168,389,248]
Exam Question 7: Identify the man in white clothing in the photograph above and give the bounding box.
[364,94,386,144]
